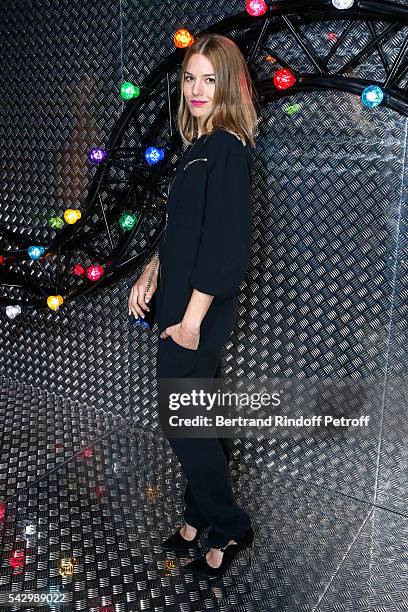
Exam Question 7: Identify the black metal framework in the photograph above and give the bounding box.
[1,0,408,311]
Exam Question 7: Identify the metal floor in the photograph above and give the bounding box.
[0,375,407,612]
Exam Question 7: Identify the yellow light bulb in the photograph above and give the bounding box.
[64,209,82,224]
[47,295,64,310]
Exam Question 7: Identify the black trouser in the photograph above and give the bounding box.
[157,337,251,548]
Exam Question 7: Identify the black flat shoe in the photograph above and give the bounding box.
[181,525,254,578]
[161,526,205,551]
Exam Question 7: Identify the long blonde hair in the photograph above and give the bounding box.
[177,33,259,148]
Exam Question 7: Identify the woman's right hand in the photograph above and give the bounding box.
[128,256,159,318]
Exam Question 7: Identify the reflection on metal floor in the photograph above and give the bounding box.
[0,376,406,612]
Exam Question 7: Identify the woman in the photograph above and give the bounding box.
[128,32,258,577]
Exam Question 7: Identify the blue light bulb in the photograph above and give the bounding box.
[144,147,165,165]
[28,245,45,260]
[361,85,384,108]
[130,316,152,330]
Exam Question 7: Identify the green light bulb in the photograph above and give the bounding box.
[120,82,140,100]
[284,103,301,116]
[119,212,138,230]
[48,217,64,229]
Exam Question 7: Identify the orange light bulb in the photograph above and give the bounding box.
[174,28,195,48]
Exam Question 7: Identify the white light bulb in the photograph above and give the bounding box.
[332,0,354,8]
[6,305,21,319]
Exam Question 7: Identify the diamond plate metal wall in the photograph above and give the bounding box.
[0,0,408,610]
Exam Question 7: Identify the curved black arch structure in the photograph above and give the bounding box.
[1,0,408,311]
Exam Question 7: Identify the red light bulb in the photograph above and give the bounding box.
[73,264,85,276]
[86,265,104,281]
[10,549,25,569]
[81,447,93,459]
[273,68,296,90]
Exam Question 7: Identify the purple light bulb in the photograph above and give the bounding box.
[89,148,108,164]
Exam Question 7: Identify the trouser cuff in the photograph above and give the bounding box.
[183,511,209,530]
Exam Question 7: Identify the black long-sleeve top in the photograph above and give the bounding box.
[156,129,253,335]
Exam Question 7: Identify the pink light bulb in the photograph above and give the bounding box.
[246,0,267,16]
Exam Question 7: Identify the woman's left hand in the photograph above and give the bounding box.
[160,321,200,350]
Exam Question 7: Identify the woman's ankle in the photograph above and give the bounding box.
[180,523,197,540]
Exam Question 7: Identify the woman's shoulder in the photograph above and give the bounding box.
[204,129,247,147]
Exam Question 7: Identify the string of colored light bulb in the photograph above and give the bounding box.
[2,0,406,317]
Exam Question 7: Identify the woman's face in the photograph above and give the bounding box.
[183,53,216,125]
